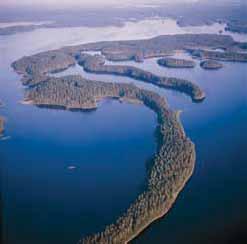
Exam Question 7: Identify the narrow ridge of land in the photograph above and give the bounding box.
[22,74,195,244]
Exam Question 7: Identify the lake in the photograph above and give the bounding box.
[0,17,247,244]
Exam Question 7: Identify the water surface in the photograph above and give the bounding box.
[49,52,247,244]
[0,17,247,244]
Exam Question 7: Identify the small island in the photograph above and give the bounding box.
[0,117,4,136]
[12,34,247,102]
[0,100,4,136]
[189,49,247,62]
[11,33,247,244]
[157,58,195,68]
[76,53,204,102]
[21,74,196,244]
[200,60,223,70]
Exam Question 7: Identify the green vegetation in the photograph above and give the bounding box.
[24,75,195,244]
[189,49,247,62]
[12,34,247,102]
[0,117,4,136]
[77,54,205,102]
[200,60,223,70]
[157,58,195,68]
[0,100,4,136]
[11,33,247,243]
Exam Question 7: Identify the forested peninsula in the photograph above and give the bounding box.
[0,117,4,136]
[0,100,4,136]
[12,34,247,102]
[157,58,195,68]
[11,33,247,244]
[20,74,196,244]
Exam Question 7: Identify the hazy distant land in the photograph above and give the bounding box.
[11,32,247,243]
[1,1,247,35]
[13,59,196,244]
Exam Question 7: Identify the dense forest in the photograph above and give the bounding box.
[76,54,205,102]
[0,100,4,136]
[11,33,247,243]
[200,60,223,70]
[12,34,247,103]
[189,49,247,62]
[157,57,196,68]
[0,117,4,136]
[23,75,195,244]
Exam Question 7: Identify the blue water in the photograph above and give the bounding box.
[1,99,156,244]
[0,22,247,244]
[0,30,157,244]
[52,52,247,243]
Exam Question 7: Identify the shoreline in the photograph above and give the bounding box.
[21,75,196,244]
[0,116,4,136]
[157,57,196,69]
[125,162,195,244]
[12,34,247,104]
[11,33,247,243]
[15,73,196,244]
[124,110,194,244]
[0,100,4,136]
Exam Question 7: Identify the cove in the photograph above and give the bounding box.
[51,52,247,244]
[1,17,247,244]
[1,98,157,244]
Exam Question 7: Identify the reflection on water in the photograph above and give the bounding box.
[0,17,247,244]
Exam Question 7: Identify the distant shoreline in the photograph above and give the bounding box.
[19,75,196,244]
[1,2,247,37]
[0,117,4,136]
[11,33,247,243]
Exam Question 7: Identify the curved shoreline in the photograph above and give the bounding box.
[76,53,205,102]
[12,34,247,105]
[0,117,4,136]
[157,58,196,68]
[125,159,195,244]
[124,110,194,244]
[12,34,247,103]
[18,74,196,244]
[12,49,205,102]
[200,60,223,70]
[11,33,247,243]
[0,100,4,136]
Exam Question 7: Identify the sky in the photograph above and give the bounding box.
[0,0,201,8]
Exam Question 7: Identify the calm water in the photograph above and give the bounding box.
[0,18,247,244]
